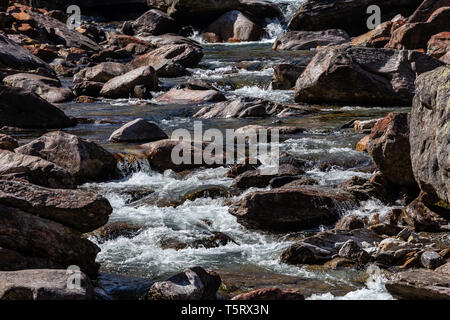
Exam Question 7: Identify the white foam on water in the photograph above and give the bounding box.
[230,85,294,103]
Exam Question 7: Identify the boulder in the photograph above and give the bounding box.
[147,0,281,27]
[386,269,450,300]
[0,204,100,276]
[271,64,306,90]
[294,45,444,106]
[0,134,19,152]
[408,0,450,23]
[0,34,54,75]
[0,269,94,300]
[0,179,112,233]
[73,81,104,97]
[281,228,381,265]
[3,73,74,103]
[334,215,366,231]
[100,66,158,99]
[8,5,100,52]
[0,151,76,189]
[231,164,304,189]
[410,66,449,204]
[366,112,417,188]
[202,10,265,43]
[288,0,423,36]
[232,288,305,300]
[109,118,168,143]
[229,188,356,232]
[138,139,218,172]
[147,267,221,300]
[16,131,117,184]
[386,7,450,50]
[421,251,444,269]
[427,32,450,59]
[130,44,203,77]
[0,85,75,129]
[273,29,350,51]
[131,9,178,36]
[73,62,130,84]
[402,195,450,232]
[156,88,226,104]
[338,239,370,263]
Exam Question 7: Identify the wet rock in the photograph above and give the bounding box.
[0,33,55,75]
[92,221,142,243]
[131,9,178,36]
[3,73,74,103]
[427,32,450,59]
[288,0,422,36]
[73,81,104,97]
[334,215,367,231]
[229,188,356,232]
[139,139,218,173]
[232,164,304,189]
[368,224,404,237]
[100,66,158,99]
[295,45,444,106]
[366,112,417,188]
[386,7,450,50]
[232,288,305,300]
[0,151,76,189]
[73,62,130,84]
[0,204,100,276]
[410,66,450,204]
[0,85,75,129]
[338,239,370,264]
[193,97,301,119]
[162,232,237,250]
[130,44,203,78]
[386,269,450,300]
[203,10,265,43]
[273,29,349,51]
[109,118,168,143]
[8,5,100,52]
[182,186,231,202]
[0,179,111,233]
[0,269,93,300]
[93,273,152,300]
[340,173,394,204]
[225,158,261,178]
[147,267,221,300]
[421,251,444,269]
[281,229,381,265]
[402,194,450,232]
[0,134,18,152]
[156,88,226,104]
[271,64,306,90]
[16,131,117,185]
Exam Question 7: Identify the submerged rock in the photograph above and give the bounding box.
[147,267,221,300]
[229,188,356,232]
[0,269,94,300]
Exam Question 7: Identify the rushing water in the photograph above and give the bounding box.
[11,0,412,299]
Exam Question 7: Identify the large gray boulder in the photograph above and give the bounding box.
[16,131,117,185]
[0,150,77,189]
[410,66,449,204]
[0,85,75,129]
[109,118,168,143]
[294,45,444,106]
[0,179,112,233]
